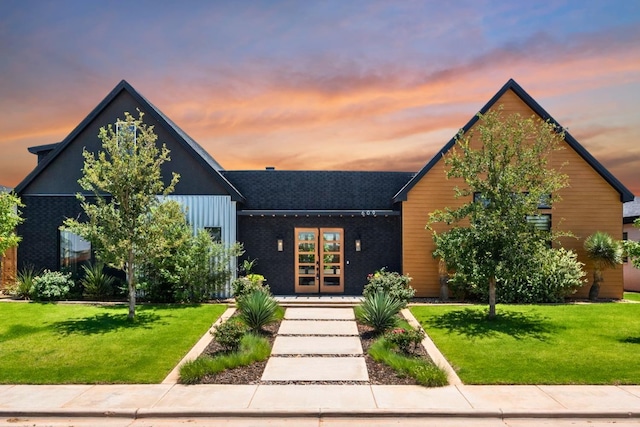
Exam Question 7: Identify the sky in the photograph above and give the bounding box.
[1,0,639,194]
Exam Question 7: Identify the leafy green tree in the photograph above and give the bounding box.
[428,108,569,318]
[0,192,24,254]
[64,112,179,319]
[584,231,622,301]
[624,218,640,271]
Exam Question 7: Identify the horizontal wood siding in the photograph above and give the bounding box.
[403,89,624,298]
[1,246,17,290]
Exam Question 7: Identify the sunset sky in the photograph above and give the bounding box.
[1,1,639,194]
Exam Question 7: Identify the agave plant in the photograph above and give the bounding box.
[81,262,115,300]
[584,231,622,301]
[236,289,279,333]
[356,291,403,333]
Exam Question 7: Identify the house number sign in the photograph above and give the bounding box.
[360,210,376,217]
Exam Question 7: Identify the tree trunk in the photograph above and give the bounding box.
[588,268,602,301]
[488,276,496,319]
[438,259,449,302]
[127,250,136,320]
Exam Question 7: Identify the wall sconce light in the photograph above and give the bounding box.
[355,238,361,252]
[277,238,283,252]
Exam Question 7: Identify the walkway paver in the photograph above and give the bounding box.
[278,320,358,335]
[271,336,363,355]
[284,307,354,320]
[261,357,369,381]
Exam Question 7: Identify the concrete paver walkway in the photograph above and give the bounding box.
[261,307,368,382]
[1,306,639,422]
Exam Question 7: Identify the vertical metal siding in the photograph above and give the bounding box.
[159,195,237,297]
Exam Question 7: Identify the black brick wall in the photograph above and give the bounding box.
[237,215,402,295]
[17,196,88,272]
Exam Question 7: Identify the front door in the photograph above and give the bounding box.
[294,228,344,293]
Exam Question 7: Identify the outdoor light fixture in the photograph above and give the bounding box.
[277,238,283,252]
[355,238,361,252]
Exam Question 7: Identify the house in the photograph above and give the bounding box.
[15,80,244,294]
[0,186,17,291]
[394,79,634,299]
[624,197,640,292]
[14,79,634,298]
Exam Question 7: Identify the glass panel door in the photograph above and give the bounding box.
[294,227,344,294]
[320,228,344,293]
[295,228,319,293]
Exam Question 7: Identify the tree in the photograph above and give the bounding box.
[584,231,622,301]
[624,218,640,271]
[428,108,569,318]
[0,192,24,255]
[64,111,179,319]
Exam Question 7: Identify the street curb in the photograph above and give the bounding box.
[2,408,639,420]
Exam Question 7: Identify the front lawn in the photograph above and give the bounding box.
[624,292,640,302]
[0,302,226,384]
[410,303,640,385]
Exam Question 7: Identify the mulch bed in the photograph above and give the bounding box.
[196,314,433,386]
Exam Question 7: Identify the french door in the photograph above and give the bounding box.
[294,228,344,293]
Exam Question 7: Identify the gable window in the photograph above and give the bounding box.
[116,121,137,146]
[59,230,92,275]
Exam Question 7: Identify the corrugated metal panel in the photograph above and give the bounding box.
[159,195,237,297]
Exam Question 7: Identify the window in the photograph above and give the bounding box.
[59,230,92,275]
[205,226,222,243]
[537,194,552,209]
[473,192,490,207]
[116,121,137,146]
[526,214,551,232]
[623,232,629,263]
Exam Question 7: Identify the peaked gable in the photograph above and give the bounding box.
[15,80,244,202]
[393,79,634,203]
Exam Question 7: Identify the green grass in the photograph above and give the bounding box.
[0,302,227,384]
[179,333,271,384]
[624,292,640,302]
[410,303,640,385]
[369,337,448,387]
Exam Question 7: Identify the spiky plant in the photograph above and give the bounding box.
[584,231,622,301]
[356,291,403,334]
[81,262,115,300]
[236,289,279,333]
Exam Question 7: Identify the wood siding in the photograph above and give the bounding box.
[403,89,624,298]
[1,246,17,291]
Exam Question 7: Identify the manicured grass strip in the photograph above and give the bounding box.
[624,292,640,302]
[179,333,270,384]
[368,338,448,387]
[410,304,640,385]
[0,303,227,384]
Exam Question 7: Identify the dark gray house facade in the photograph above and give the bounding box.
[15,80,412,296]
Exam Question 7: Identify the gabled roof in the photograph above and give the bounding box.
[393,78,635,203]
[15,80,244,202]
[27,143,59,155]
[224,170,413,211]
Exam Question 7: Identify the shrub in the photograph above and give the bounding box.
[212,319,247,352]
[363,268,414,307]
[447,246,586,304]
[237,289,279,332]
[81,263,115,300]
[356,291,403,333]
[32,270,73,301]
[10,265,38,299]
[384,327,425,355]
[232,274,269,300]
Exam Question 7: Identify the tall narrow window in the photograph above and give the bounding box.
[59,230,92,275]
[116,121,137,147]
[623,232,629,263]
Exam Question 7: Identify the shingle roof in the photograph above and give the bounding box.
[392,79,635,203]
[15,80,244,202]
[624,197,640,220]
[223,170,414,210]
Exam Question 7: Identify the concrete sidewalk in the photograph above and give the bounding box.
[0,384,639,419]
[1,305,639,421]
